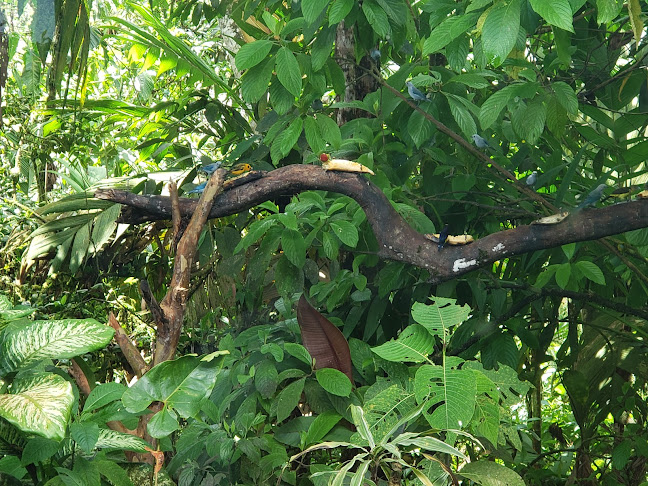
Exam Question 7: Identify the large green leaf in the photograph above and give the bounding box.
[235,40,273,70]
[0,319,114,375]
[411,298,471,342]
[371,324,436,363]
[460,461,525,485]
[414,357,477,436]
[122,352,227,417]
[276,47,302,97]
[482,0,521,65]
[0,372,73,441]
[528,0,574,32]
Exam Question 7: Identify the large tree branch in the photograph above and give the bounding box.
[95,165,648,284]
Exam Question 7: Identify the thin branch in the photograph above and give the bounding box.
[108,312,148,377]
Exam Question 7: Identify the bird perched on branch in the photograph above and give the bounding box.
[406,81,428,102]
[186,181,207,194]
[577,184,607,209]
[471,134,491,149]
[229,163,253,176]
[199,161,222,175]
[438,224,449,251]
[526,171,538,187]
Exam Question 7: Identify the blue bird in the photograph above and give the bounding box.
[311,99,324,111]
[370,48,381,62]
[438,224,449,251]
[577,184,607,209]
[186,181,207,194]
[471,134,491,149]
[526,171,538,187]
[199,161,222,175]
[406,81,428,102]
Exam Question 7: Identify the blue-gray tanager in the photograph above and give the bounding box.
[199,161,222,175]
[406,81,428,102]
[186,181,207,194]
[526,171,538,187]
[370,48,381,62]
[438,224,449,251]
[577,184,607,209]
[471,134,491,149]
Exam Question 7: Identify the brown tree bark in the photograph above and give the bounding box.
[96,165,648,285]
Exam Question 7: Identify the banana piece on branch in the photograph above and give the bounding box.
[531,212,570,225]
[424,233,475,246]
[320,154,375,175]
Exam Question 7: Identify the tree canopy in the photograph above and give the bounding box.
[2,0,648,484]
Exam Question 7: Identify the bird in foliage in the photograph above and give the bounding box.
[526,171,538,187]
[608,185,639,200]
[471,134,491,149]
[577,184,607,209]
[406,81,428,102]
[437,224,450,251]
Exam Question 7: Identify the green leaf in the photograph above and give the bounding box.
[362,0,391,37]
[371,324,436,363]
[329,0,353,24]
[315,368,352,396]
[555,263,571,289]
[83,382,127,413]
[446,94,478,139]
[576,261,605,285]
[395,436,466,459]
[148,406,179,438]
[529,0,574,32]
[303,0,330,24]
[552,81,578,114]
[276,47,302,97]
[407,107,435,148]
[95,428,149,452]
[122,352,227,416]
[70,422,100,453]
[460,461,525,486]
[482,0,521,65]
[0,319,114,374]
[317,115,342,148]
[478,84,517,129]
[94,459,137,486]
[596,0,623,24]
[0,456,27,480]
[235,218,277,253]
[411,298,471,341]
[304,410,342,445]
[279,116,304,157]
[304,117,326,153]
[255,360,279,398]
[270,80,296,115]
[511,99,546,144]
[69,222,91,274]
[241,57,274,103]
[284,342,313,366]
[276,378,306,422]
[311,25,336,71]
[329,220,359,247]
[91,204,121,251]
[423,13,480,55]
[282,229,306,267]
[350,404,375,448]
[0,372,73,441]
[414,360,477,434]
[20,437,60,466]
[322,231,339,259]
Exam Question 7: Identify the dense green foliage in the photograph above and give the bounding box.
[2,0,648,484]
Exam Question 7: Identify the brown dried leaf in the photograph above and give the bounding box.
[296,295,353,385]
